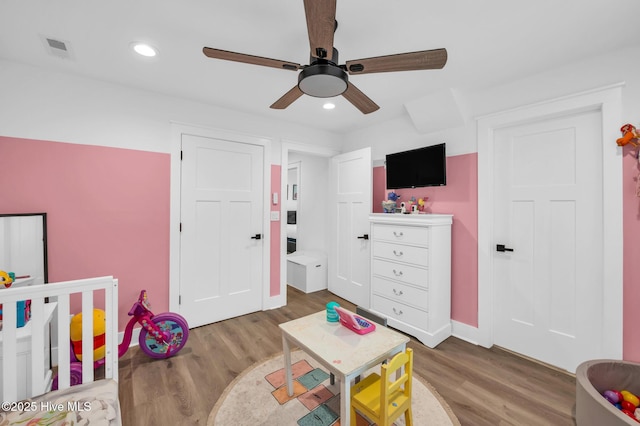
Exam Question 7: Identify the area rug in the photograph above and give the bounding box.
[208,350,460,426]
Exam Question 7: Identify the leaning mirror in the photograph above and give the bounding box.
[0,213,48,286]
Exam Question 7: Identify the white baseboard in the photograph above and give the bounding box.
[451,320,482,345]
[264,294,286,311]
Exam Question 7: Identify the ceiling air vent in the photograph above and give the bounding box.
[40,35,74,60]
[47,38,67,51]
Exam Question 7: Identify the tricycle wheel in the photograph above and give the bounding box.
[51,362,83,390]
[138,312,189,359]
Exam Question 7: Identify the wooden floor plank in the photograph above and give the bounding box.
[118,287,576,425]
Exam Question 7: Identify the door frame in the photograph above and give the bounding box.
[476,83,624,359]
[278,140,340,307]
[170,123,272,315]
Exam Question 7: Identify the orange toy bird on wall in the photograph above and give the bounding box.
[617,124,639,147]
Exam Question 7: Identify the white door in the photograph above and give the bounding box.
[328,148,372,307]
[492,109,603,372]
[180,134,264,328]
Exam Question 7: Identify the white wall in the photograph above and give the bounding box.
[0,59,343,161]
[288,152,329,254]
[342,46,640,159]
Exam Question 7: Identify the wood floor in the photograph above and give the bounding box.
[118,287,576,425]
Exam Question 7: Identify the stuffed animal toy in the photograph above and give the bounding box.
[70,308,107,361]
[616,124,639,147]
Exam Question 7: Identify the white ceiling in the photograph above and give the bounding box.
[1,0,639,134]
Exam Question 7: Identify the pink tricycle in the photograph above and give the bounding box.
[54,290,189,388]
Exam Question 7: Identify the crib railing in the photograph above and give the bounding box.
[0,276,118,402]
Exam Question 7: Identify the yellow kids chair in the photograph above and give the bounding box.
[350,347,413,426]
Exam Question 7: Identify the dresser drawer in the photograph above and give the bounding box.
[372,259,428,288]
[372,224,429,246]
[372,241,429,266]
[372,295,429,328]
[372,276,428,310]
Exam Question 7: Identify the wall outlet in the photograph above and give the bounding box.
[270,211,280,221]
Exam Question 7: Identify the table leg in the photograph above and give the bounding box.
[341,374,350,424]
[282,334,293,396]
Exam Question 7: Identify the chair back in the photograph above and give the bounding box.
[380,348,413,420]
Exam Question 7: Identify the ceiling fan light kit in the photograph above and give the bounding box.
[202,0,447,114]
[298,49,348,98]
[298,64,348,97]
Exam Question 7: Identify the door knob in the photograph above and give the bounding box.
[496,244,514,252]
[357,234,369,240]
[251,234,262,240]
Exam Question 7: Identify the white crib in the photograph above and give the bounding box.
[0,276,120,424]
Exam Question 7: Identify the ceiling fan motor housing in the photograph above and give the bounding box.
[298,48,348,98]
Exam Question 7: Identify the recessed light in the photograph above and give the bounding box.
[323,102,336,110]
[131,42,158,57]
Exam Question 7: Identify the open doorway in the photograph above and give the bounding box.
[286,162,300,254]
[280,142,340,303]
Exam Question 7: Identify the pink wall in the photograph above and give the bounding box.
[372,154,479,326]
[6,134,639,360]
[0,137,170,330]
[373,166,386,213]
[270,165,281,297]
[623,145,640,361]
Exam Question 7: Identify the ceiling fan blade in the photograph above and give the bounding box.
[303,0,336,60]
[270,86,304,109]
[342,83,379,114]
[346,48,447,74]
[203,47,301,71]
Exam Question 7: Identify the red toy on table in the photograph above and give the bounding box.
[334,306,376,335]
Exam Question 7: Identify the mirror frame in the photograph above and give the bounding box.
[0,212,49,283]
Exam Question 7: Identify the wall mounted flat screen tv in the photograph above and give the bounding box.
[385,143,446,189]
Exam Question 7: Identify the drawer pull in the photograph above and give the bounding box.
[392,269,403,277]
[393,231,404,237]
[392,250,404,257]
[393,307,404,316]
[393,289,404,296]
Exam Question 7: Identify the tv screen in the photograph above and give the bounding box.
[385,143,446,189]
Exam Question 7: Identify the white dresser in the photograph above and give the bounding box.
[369,213,453,348]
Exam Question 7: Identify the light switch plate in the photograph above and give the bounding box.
[270,211,280,221]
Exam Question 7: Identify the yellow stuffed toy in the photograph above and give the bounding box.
[70,309,106,362]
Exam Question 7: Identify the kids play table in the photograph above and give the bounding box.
[279,310,410,422]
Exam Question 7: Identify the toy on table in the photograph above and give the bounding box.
[334,306,376,335]
[326,301,340,322]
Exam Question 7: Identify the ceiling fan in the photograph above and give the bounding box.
[202,0,447,114]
